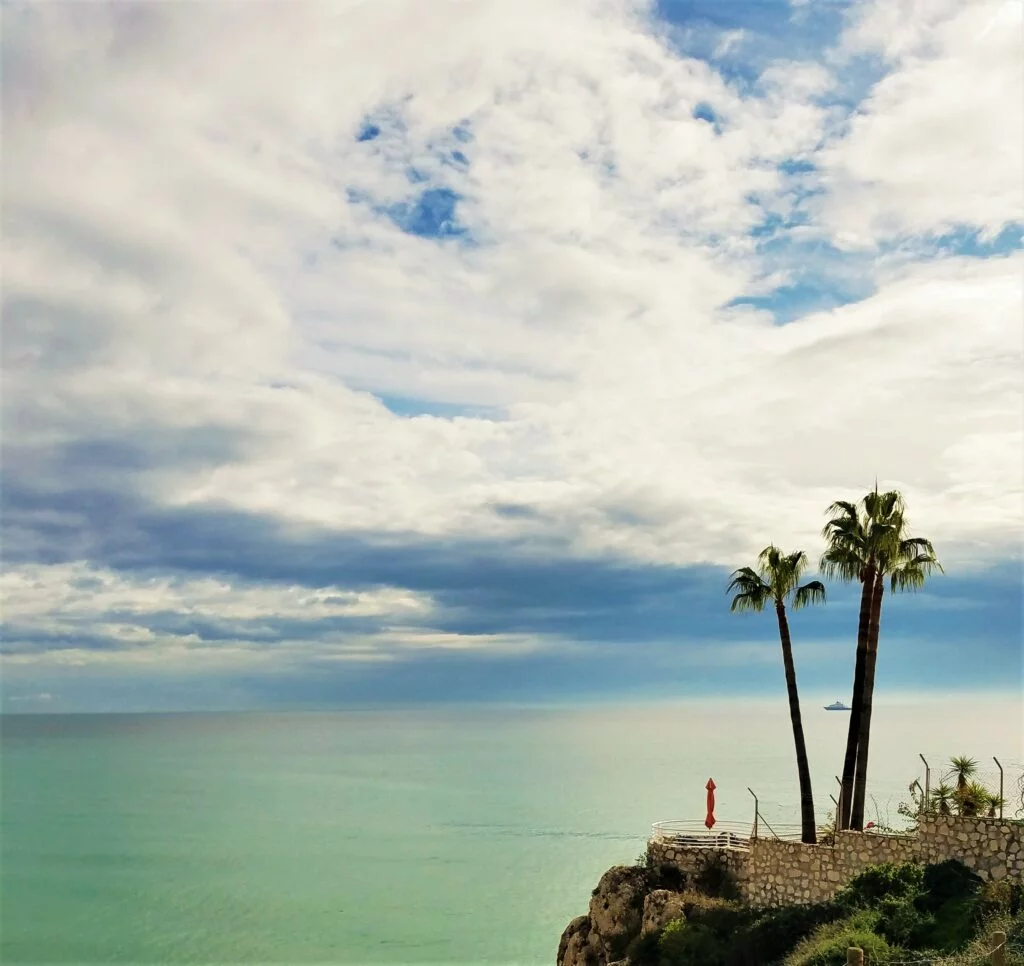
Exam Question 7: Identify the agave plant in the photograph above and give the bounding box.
[930,783,956,816]
[948,756,979,792]
[956,781,991,818]
[986,794,1006,819]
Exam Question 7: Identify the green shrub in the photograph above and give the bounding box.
[980,877,1024,918]
[659,920,728,966]
[734,902,844,965]
[917,859,983,912]
[875,895,933,947]
[835,861,923,908]
[784,910,899,966]
[625,928,663,966]
[674,890,745,923]
[918,896,982,953]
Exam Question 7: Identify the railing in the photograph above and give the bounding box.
[650,820,754,850]
[651,819,810,848]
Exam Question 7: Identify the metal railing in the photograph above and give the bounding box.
[652,818,812,844]
[650,820,755,850]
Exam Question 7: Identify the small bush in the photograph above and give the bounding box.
[675,890,746,926]
[784,910,899,966]
[875,895,933,947]
[625,928,662,966]
[659,920,729,966]
[917,859,983,912]
[734,902,844,965]
[980,877,1024,918]
[835,861,923,908]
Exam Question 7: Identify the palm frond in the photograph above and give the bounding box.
[819,545,864,582]
[729,590,768,613]
[730,547,818,609]
[727,565,771,612]
[726,566,765,593]
[793,580,827,610]
[900,536,937,555]
[824,500,859,520]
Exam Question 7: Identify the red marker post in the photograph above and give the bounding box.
[705,778,717,830]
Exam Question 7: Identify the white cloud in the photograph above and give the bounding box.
[1,0,1021,677]
[0,562,433,626]
[819,0,1024,244]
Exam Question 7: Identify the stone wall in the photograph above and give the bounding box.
[649,815,1024,909]
[745,830,919,906]
[647,838,750,892]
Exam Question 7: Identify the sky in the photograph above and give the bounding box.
[2,0,1022,713]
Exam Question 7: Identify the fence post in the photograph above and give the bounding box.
[846,947,864,966]
[747,787,759,840]
[991,929,1007,966]
[993,758,1004,819]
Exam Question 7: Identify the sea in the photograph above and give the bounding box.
[2,698,1020,965]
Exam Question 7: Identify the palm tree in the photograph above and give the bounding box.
[728,546,826,844]
[851,493,941,830]
[820,499,880,830]
[822,488,941,830]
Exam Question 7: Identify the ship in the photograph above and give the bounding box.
[824,699,851,711]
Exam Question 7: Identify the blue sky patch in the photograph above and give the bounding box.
[388,187,465,239]
[692,102,720,129]
[356,120,381,142]
[376,393,498,419]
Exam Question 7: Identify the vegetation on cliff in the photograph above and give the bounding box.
[559,856,1023,966]
[633,859,1022,966]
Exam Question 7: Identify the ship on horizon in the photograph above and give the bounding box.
[824,699,851,711]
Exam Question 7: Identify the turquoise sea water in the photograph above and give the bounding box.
[2,701,1020,965]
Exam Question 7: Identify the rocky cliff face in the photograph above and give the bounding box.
[557,865,647,966]
[556,851,734,966]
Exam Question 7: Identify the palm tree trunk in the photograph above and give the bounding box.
[851,574,884,830]
[839,566,874,830]
[775,601,817,844]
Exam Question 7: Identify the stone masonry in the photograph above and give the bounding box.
[647,815,1024,908]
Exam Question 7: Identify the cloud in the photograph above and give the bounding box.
[818,0,1023,245]
[1,0,1020,704]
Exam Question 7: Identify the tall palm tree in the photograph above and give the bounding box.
[728,546,826,844]
[851,497,941,830]
[820,498,889,830]
[822,488,941,830]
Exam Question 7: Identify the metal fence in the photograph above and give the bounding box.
[650,819,755,850]
[651,818,810,849]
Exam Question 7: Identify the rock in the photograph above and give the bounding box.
[557,915,600,966]
[587,865,648,961]
[641,890,687,936]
